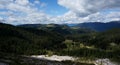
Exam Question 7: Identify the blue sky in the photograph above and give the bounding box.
[29,0,68,16]
[0,0,120,24]
[39,0,68,16]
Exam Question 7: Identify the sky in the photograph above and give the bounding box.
[0,0,120,24]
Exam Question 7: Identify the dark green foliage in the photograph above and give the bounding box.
[0,23,120,63]
[60,28,120,62]
[19,24,71,35]
[89,28,120,49]
[0,23,66,55]
[18,24,95,35]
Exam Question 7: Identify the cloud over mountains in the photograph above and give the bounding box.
[58,0,120,23]
[58,0,120,16]
[0,0,120,24]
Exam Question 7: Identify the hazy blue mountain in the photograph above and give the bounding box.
[67,24,78,26]
[18,21,120,32]
[75,21,120,32]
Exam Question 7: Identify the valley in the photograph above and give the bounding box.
[0,22,120,65]
[0,0,120,65]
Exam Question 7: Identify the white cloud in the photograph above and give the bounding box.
[0,0,120,24]
[34,0,47,7]
[77,12,120,23]
[0,17,3,21]
[58,0,120,17]
[55,0,120,23]
[0,0,13,9]
[0,0,50,24]
[15,0,29,6]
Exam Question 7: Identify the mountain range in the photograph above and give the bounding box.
[18,21,120,32]
[0,21,120,64]
[73,21,120,32]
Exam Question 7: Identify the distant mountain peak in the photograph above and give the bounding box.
[74,21,120,32]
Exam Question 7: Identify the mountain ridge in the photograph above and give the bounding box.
[18,21,120,32]
[74,21,120,31]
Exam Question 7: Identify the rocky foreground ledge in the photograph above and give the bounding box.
[30,55,75,62]
[0,55,119,65]
[30,55,119,65]
[0,55,94,65]
[95,59,119,65]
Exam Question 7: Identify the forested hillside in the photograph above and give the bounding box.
[18,24,95,35]
[0,23,120,64]
[0,23,66,55]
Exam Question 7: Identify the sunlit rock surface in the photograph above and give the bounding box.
[31,55,75,61]
[95,59,119,65]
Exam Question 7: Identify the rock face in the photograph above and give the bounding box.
[0,62,8,65]
[31,55,75,61]
[95,59,119,65]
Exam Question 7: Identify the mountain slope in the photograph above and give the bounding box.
[75,21,120,32]
[0,23,65,55]
[18,24,95,35]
